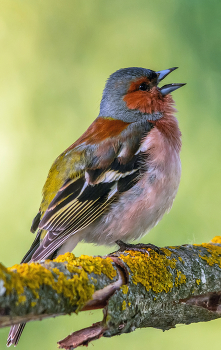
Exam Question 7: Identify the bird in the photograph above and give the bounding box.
[7,66,185,346]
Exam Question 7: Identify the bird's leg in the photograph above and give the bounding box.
[115,240,164,255]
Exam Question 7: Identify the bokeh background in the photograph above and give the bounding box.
[1,0,221,349]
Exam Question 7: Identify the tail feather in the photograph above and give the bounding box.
[7,324,26,347]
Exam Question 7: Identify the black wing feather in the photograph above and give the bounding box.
[30,211,41,233]
[41,152,147,234]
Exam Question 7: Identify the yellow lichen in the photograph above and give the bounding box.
[31,301,37,307]
[0,253,116,310]
[195,243,221,267]
[17,295,26,305]
[54,253,117,280]
[178,257,183,262]
[122,300,127,310]
[128,302,131,306]
[121,285,129,294]
[120,249,186,294]
[161,248,172,257]
[211,236,221,244]
[175,270,186,287]
[196,279,201,285]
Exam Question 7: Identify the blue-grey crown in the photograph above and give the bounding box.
[104,67,156,91]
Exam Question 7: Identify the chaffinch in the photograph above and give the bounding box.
[7,67,185,346]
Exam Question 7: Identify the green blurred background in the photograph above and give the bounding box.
[1,0,221,349]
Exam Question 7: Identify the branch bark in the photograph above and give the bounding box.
[1,237,221,349]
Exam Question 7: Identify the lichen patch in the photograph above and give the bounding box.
[120,250,186,294]
[211,236,221,244]
[195,243,221,268]
[120,285,129,294]
[54,253,117,280]
[0,253,116,311]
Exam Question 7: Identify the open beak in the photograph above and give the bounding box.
[156,67,186,95]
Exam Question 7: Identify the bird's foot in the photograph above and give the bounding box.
[115,240,164,255]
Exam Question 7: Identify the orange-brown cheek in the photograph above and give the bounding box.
[123,91,153,114]
[123,88,173,114]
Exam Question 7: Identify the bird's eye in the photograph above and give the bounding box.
[139,82,149,91]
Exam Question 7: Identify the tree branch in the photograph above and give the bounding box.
[1,237,221,349]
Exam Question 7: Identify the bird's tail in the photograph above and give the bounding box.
[7,324,26,347]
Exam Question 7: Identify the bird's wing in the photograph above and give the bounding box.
[31,118,153,260]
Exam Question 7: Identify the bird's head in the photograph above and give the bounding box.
[99,67,185,122]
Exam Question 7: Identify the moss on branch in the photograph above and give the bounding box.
[1,237,221,349]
